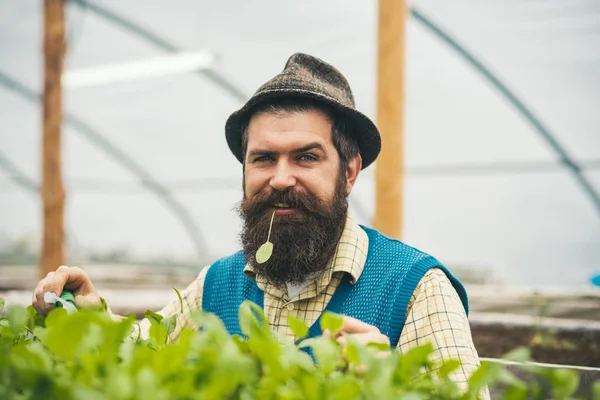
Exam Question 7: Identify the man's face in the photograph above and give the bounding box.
[243,108,343,210]
[238,109,356,287]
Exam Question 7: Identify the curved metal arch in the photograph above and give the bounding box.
[71,0,248,103]
[0,71,210,259]
[410,7,600,217]
[0,150,38,193]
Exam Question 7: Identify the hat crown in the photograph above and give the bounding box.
[254,53,355,108]
[225,53,381,170]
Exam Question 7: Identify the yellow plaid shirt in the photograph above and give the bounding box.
[124,216,488,398]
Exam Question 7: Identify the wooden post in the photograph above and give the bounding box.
[41,0,66,278]
[373,0,406,239]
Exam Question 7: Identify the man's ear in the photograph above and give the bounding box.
[345,155,362,194]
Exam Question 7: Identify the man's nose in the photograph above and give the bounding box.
[269,161,297,191]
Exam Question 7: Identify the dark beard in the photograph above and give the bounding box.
[238,175,348,288]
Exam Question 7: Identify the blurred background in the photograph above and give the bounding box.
[1,0,600,359]
[2,0,599,288]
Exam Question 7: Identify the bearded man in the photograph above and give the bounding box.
[32,53,487,394]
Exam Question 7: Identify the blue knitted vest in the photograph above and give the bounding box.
[203,225,468,347]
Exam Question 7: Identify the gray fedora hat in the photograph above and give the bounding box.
[225,53,381,169]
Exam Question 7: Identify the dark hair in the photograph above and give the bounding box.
[240,97,360,170]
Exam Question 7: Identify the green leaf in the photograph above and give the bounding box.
[301,337,342,374]
[7,305,28,335]
[239,301,255,338]
[161,315,177,336]
[149,321,167,347]
[502,347,531,362]
[320,312,344,336]
[333,381,361,400]
[344,341,361,364]
[288,315,309,339]
[501,384,529,400]
[143,310,163,324]
[135,367,160,399]
[26,305,46,330]
[495,367,524,387]
[549,368,579,399]
[172,287,184,314]
[43,309,89,361]
[232,334,251,353]
[256,241,273,264]
[593,381,600,400]
[247,301,269,327]
[238,300,269,338]
[399,342,433,369]
[366,342,390,351]
[0,297,4,312]
[438,359,461,379]
[466,361,504,397]
[106,370,133,400]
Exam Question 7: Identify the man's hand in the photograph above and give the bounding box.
[324,316,391,350]
[32,265,101,315]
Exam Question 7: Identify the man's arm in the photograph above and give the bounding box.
[398,268,489,399]
[109,266,210,342]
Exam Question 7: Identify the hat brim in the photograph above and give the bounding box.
[225,89,381,170]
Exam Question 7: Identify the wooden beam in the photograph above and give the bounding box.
[373,0,406,239]
[41,0,66,278]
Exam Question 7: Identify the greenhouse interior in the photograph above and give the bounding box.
[0,0,599,395]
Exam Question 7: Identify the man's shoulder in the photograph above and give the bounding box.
[359,225,469,313]
[209,250,247,267]
[420,267,456,287]
[202,251,248,291]
[202,251,246,280]
[359,224,437,264]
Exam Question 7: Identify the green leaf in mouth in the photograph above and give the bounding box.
[256,241,273,264]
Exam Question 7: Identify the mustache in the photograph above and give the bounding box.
[241,188,325,216]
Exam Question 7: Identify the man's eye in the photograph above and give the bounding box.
[298,154,317,162]
[254,155,274,163]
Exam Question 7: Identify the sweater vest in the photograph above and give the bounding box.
[203,225,468,347]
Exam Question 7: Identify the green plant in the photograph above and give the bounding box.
[0,297,595,400]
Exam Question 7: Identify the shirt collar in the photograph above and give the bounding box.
[243,214,369,293]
